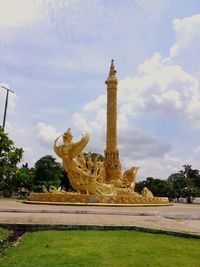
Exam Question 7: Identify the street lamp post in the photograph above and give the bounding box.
[0,85,14,129]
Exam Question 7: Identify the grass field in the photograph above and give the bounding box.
[0,227,12,241]
[0,197,21,201]
[0,227,13,258]
[0,230,200,267]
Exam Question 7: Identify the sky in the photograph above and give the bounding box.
[0,0,200,180]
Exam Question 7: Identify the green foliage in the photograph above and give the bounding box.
[0,227,13,258]
[14,164,35,192]
[0,227,12,241]
[135,177,173,199]
[0,127,23,194]
[84,152,104,162]
[60,170,74,192]
[33,155,63,191]
[182,164,200,188]
[168,165,200,203]
[181,186,200,203]
[167,172,190,201]
[1,230,200,267]
[136,164,200,202]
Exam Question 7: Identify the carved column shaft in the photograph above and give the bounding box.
[106,86,117,149]
[104,60,122,182]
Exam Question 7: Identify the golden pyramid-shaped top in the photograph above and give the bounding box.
[109,59,117,76]
[106,59,117,84]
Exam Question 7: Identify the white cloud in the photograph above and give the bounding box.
[1,6,200,179]
[139,52,162,74]
[21,146,34,165]
[53,48,109,74]
[73,113,91,133]
[136,0,167,17]
[71,115,100,150]
[68,13,200,180]
[123,154,183,180]
[72,107,172,169]
[194,146,200,156]
[36,122,60,147]
[83,94,106,112]
[152,89,182,109]
[73,107,106,134]
[119,126,171,161]
[0,0,40,28]
[39,107,67,116]
[72,108,106,154]
[170,14,200,58]
[187,99,200,120]
[117,52,200,122]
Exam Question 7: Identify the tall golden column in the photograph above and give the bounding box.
[104,60,122,182]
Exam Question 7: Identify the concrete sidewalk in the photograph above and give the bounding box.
[0,200,200,235]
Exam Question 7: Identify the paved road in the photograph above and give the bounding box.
[0,201,200,234]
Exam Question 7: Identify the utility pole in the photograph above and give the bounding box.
[0,85,14,129]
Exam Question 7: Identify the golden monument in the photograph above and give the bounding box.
[30,60,169,205]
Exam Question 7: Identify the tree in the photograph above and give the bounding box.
[167,165,200,203]
[14,163,35,192]
[182,164,200,188]
[167,172,190,202]
[0,127,23,194]
[60,170,74,192]
[33,155,63,192]
[182,186,200,204]
[135,165,200,203]
[135,177,173,200]
[83,152,104,162]
[135,180,146,194]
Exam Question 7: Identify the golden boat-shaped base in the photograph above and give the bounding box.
[29,192,169,205]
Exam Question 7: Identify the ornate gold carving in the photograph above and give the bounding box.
[29,192,169,205]
[29,60,169,205]
[104,60,121,181]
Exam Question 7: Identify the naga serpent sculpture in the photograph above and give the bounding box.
[54,128,140,197]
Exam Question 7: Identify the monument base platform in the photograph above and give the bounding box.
[28,192,169,205]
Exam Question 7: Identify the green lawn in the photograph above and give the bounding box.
[0,230,200,267]
[0,197,21,201]
[0,227,13,258]
[0,228,12,241]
